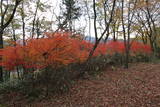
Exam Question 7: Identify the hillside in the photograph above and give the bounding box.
[1,63,160,107]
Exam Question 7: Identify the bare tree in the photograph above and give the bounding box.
[84,0,91,39]
[88,0,116,58]
[0,0,22,82]
[135,0,160,52]
[31,0,40,38]
[20,1,26,45]
[121,0,137,68]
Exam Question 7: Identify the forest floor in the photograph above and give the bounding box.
[1,62,160,107]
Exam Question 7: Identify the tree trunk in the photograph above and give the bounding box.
[0,30,3,82]
[21,2,26,46]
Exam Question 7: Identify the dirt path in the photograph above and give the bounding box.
[2,63,160,107]
[28,63,160,107]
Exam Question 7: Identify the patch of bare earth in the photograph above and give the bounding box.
[3,63,160,107]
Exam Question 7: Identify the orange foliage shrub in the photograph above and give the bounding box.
[0,32,91,71]
[130,41,152,56]
[0,45,26,70]
[105,41,125,55]
[0,32,152,72]
[94,41,152,56]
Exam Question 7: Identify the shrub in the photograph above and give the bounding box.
[0,32,154,98]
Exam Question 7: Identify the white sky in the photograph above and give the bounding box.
[34,0,132,39]
[45,0,126,39]
[41,0,96,37]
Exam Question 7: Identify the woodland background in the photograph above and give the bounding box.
[0,0,160,106]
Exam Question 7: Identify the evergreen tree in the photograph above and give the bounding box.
[59,0,81,31]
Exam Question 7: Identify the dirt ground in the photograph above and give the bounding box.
[1,63,160,107]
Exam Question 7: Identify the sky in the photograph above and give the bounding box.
[44,0,126,39]
[31,0,131,39]
[41,0,96,38]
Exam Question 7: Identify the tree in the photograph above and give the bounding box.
[58,0,81,31]
[121,0,138,68]
[135,0,160,52]
[0,0,22,82]
[89,0,116,58]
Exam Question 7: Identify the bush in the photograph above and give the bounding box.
[0,32,155,99]
[0,79,22,94]
[131,54,151,62]
[0,77,42,100]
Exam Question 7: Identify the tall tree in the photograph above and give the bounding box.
[0,0,22,82]
[89,0,116,58]
[135,0,160,52]
[121,0,138,68]
[59,0,81,31]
